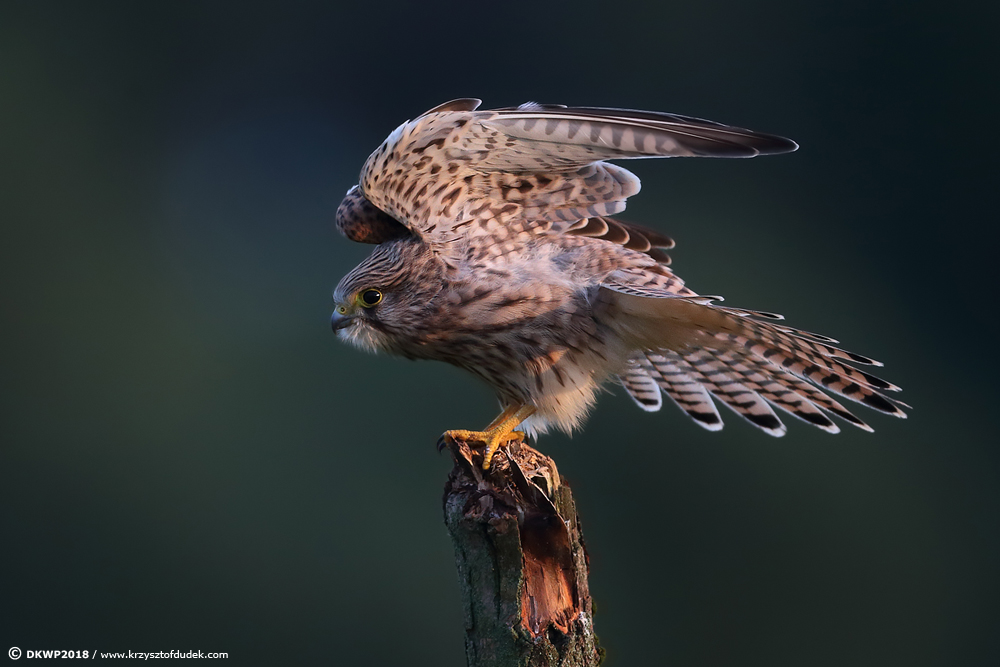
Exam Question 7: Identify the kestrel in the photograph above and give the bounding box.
[331,99,907,468]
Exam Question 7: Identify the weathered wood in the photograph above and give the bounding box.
[443,439,602,667]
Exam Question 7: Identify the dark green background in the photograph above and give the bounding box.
[2,2,996,665]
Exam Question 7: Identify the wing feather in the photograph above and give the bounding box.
[619,360,663,412]
[356,100,797,252]
[480,104,798,166]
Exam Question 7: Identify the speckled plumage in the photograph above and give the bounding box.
[331,99,907,439]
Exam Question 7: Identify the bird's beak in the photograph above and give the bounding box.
[330,310,356,331]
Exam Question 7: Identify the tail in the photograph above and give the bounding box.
[610,292,908,435]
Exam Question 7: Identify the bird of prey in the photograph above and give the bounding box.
[331,98,907,469]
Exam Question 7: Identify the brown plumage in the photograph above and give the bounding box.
[330,99,906,460]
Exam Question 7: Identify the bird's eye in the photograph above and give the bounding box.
[358,289,383,308]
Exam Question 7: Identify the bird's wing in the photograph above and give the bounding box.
[601,290,909,434]
[356,99,796,259]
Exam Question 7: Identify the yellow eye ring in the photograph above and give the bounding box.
[357,289,383,308]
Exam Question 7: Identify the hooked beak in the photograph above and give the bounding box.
[330,310,356,332]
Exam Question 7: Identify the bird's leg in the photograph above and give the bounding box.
[438,405,520,452]
[438,404,537,470]
[478,404,536,470]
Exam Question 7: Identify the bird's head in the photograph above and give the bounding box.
[331,238,439,353]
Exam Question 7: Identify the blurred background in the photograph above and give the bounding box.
[1,1,996,665]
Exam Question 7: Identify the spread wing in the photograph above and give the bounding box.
[355,99,796,260]
[342,101,907,434]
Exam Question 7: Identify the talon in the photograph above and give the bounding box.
[438,429,487,456]
[482,429,528,470]
[438,404,536,470]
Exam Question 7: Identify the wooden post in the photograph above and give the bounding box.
[442,439,602,667]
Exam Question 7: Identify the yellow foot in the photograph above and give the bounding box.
[437,429,528,470]
[436,404,536,470]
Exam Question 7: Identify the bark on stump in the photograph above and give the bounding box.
[443,439,602,667]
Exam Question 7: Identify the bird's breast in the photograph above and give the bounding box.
[389,285,629,435]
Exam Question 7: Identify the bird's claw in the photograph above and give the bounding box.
[437,428,528,470]
[436,432,459,454]
[437,429,487,454]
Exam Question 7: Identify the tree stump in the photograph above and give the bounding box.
[442,438,602,667]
